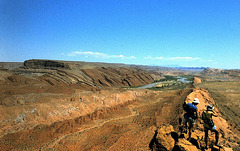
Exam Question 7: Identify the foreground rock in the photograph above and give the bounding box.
[151,123,236,151]
[154,125,175,150]
[150,125,198,151]
[174,138,198,151]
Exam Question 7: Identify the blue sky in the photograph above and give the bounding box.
[1,0,240,69]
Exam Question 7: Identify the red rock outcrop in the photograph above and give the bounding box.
[174,138,198,151]
[155,125,175,150]
[194,76,202,83]
[181,88,239,150]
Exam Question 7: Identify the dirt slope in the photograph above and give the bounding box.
[201,68,240,80]
[0,59,164,106]
[0,60,162,95]
[1,61,239,150]
[0,85,192,150]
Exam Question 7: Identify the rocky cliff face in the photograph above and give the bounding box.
[201,68,224,75]
[0,60,163,106]
[201,68,240,79]
[24,59,70,69]
[14,60,161,88]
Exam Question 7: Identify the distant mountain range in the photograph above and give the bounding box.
[174,67,207,71]
[146,64,207,70]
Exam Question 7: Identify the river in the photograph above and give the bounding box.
[137,77,191,89]
[136,82,162,89]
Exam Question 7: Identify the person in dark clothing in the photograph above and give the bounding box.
[183,98,200,139]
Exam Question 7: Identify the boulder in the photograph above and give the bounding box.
[173,138,198,151]
[155,125,175,151]
[222,147,233,151]
[193,77,202,83]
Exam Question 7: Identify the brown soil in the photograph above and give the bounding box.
[0,84,192,150]
[0,61,239,150]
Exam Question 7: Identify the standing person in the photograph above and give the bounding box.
[202,104,219,149]
[183,98,200,139]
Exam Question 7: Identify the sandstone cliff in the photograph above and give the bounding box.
[4,59,162,88]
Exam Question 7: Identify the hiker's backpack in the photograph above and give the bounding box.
[183,102,188,112]
[183,102,197,119]
[183,102,189,112]
[202,111,214,128]
[183,102,196,112]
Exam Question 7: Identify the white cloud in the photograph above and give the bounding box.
[144,56,164,60]
[144,56,202,61]
[166,57,202,61]
[129,56,137,59]
[67,51,136,59]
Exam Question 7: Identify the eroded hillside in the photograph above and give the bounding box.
[0,60,164,104]
[0,61,239,150]
[0,84,193,150]
[201,68,240,80]
[0,60,164,150]
[1,60,163,88]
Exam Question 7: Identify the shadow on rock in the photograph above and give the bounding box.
[189,138,200,149]
[171,132,179,143]
[149,125,200,151]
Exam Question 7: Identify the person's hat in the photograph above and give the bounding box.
[207,104,214,111]
[192,98,200,104]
